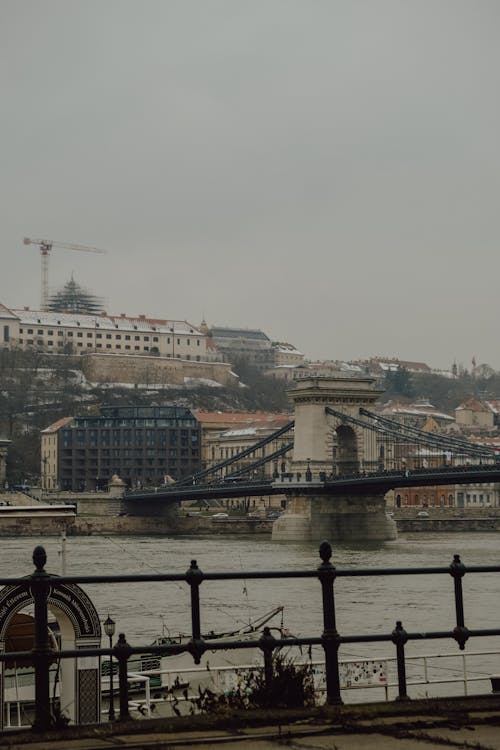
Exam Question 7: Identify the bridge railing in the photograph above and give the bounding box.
[2,543,500,731]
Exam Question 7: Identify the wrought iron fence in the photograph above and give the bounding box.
[1,540,500,732]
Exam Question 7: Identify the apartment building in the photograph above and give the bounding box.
[41,405,201,491]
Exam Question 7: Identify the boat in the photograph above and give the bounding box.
[125,605,287,694]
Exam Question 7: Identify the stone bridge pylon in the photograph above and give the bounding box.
[272,376,397,542]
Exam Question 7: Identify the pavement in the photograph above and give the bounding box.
[3,696,500,750]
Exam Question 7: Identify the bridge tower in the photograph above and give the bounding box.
[273,376,397,542]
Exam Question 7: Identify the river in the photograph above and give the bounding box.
[2,531,500,642]
[2,531,500,699]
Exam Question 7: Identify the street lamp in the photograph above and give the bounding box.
[103,615,116,721]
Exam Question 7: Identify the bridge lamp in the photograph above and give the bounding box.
[305,458,312,482]
[103,615,116,720]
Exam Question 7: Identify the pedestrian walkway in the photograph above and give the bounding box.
[3,695,500,749]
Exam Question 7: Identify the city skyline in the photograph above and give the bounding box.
[2,1,499,371]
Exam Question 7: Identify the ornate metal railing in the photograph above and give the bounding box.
[1,542,500,732]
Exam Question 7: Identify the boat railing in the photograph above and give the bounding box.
[126,648,500,716]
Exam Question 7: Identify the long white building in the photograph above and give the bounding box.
[0,303,218,361]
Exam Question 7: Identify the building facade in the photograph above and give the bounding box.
[41,406,201,491]
[208,327,274,371]
[1,305,213,361]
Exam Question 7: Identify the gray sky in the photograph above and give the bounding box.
[2,1,499,371]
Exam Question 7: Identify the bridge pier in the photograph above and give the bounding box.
[272,491,397,542]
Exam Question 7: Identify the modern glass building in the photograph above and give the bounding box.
[42,406,201,491]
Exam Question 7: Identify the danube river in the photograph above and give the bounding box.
[2,531,500,699]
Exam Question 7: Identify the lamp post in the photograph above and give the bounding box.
[103,615,116,721]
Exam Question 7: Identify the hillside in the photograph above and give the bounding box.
[0,350,291,485]
[2,350,498,487]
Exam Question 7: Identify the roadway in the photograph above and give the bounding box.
[123,464,500,506]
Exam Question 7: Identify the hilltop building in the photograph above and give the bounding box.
[207,326,274,371]
[455,398,500,432]
[0,305,211,360]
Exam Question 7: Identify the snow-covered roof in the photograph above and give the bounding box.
[222,427,259,437]
[11,308,203,336]
[0,303,18,319]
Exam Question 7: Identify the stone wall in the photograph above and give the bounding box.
[81,353,237,387]
[0,515,75,536]
[272,492,397,542]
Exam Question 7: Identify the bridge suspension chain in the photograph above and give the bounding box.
[359,409,497,461]
[175,421,295,486]
[325,407,496,462]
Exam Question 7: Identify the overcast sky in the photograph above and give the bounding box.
[2,1,499,370]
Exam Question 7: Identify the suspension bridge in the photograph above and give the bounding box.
[124,376,500,541]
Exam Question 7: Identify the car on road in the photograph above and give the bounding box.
[212,512,229,519]
[417,510,430,518]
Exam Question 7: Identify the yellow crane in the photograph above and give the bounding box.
[23,237,107,310]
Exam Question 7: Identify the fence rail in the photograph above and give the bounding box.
[1,541,500,732]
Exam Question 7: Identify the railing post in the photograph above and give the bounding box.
[113,633,132,721]
[450,554,469,650]
[391,620,409,700]
[259,626,277,700]
[317,540,342,705]
[31,545,52,732]
[186,559,206,665]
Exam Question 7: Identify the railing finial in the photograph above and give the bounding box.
[33,545,47,572]
[319,540,332,564]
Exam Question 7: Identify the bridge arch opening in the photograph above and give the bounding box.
[333,424,359,475]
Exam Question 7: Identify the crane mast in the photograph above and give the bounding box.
[23,237,106,310]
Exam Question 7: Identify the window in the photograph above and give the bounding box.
[116,334,121,340]
[96,333,102,339]
[144,336,149,342]
[48,330,53,336]
[27,329,33,334]
[77,332,83,338]
[134,336,140,341]
[144,346,149,351]
[57,331,64,337]
[153,336,158,342]
[116,344,121,349]
[177,338,180,345]
[96,344,102,349]
[58,341,64,347]
[187,339,190,345]
[106,344,112,349]
[77,342,83,347]
[125,345,131,350]
[106,334,112,339]
[3,326,9,342]
[47,341,53,346]
[38,329,43,335]
[67,331,73,337]
[87,332,93,338]
[134,346,140,350]
[125,335,131,340]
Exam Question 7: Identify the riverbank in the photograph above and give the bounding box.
[2,488,500,536]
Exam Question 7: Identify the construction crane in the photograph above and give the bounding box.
[23,237,107,310]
